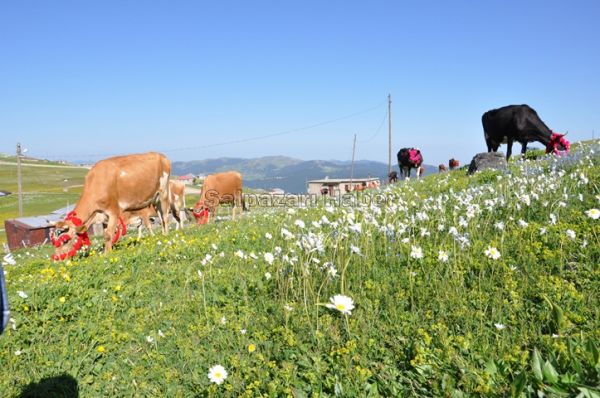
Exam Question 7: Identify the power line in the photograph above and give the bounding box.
[358,107,388,144]
[35,100,387,160]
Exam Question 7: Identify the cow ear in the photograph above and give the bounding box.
[75,224,87,234]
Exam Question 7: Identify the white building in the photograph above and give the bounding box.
[306,177,380,196]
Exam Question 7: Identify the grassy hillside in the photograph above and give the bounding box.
[0,160,88,242]
[1,142,599,396]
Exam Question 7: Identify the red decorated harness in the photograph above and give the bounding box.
[111,216,127,244]
[192,202,210,225]
[546,133,570,156]
[51,211,91,261]
[408,148,423,166]
[51,211,126,260]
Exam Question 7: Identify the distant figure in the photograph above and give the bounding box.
[449,158,460,170]
[320,187,329,196]
[438,164,446,172]
[388,171,398,184]
[397,148,423,179]
[482,104,569,160]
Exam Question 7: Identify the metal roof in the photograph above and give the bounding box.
[9,204,75,229]
[50,204,76,215]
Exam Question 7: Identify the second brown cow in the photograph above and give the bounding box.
[192,171,243,224]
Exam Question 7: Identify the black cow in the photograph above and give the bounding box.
[482,104,568,160]
[388,171,398,184]
[397,148,423,179]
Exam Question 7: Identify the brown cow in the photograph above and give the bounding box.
[438,164,446,172]
[192,171,243,224]
[449,158,460,170]
[51,152,171,260]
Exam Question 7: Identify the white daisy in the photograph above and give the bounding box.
[207,365,228,385]
[585,208,600,220]
[438,250,448,263]
[325,294,355,315]
[264,252,274,265]
[410,246,423,259]
[484,246,501,260]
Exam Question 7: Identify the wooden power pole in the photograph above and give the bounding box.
[388,94,392,174]
[16,143,23,217]
[350,133,357,189]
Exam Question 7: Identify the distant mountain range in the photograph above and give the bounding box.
[172,156,437,193]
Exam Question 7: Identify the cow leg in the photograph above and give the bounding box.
[103,211,118,252]
[521,142,527,155]
[176,208,185,230]
[159,180,170,235]
[143,216,154,236]
[506,139,513,160]
[171,204,182,230]
[237,193,244,219]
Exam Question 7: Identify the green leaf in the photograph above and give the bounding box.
[586,340,599,365]
[532,349,544,381]
[545,385,570,397]
[541,294,565,333]
[334,381,344,396]
[542,361,559,384]
[511,373,527,397]
[577,387,600,398]
[292,387,308,398]
[485,359,498,376]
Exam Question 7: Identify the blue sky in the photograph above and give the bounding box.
[1,1,598,166]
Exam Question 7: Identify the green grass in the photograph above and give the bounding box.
[0,161,87,242]
[1,143,599,397]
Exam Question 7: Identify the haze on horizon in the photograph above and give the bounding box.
[1,1,598,167]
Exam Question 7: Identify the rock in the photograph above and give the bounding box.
[467,152,508,175]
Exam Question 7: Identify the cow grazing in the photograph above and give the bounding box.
[449,158,460,170]
[438,164,446,172]
[482,104,569,160]
[51,152,171,260]
[397,148,423,179]
[192,171,244,224]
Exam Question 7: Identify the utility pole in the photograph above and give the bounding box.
[16,143,23,217]
[350,133,357,190]
[388,94,392,174]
